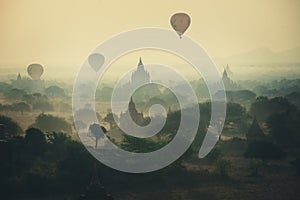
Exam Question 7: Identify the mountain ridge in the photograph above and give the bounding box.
[215,47,300,66]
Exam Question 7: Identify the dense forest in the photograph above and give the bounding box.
[1,78,300,199]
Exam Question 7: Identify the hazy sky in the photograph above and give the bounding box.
[0,0,299,78]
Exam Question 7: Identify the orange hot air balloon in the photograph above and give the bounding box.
[170,13,191,38]
[27,63,44,80]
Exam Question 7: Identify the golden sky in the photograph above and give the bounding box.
[0,0,299,74]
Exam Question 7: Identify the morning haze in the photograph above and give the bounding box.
[1,1,300,199]
[0,0,300,82]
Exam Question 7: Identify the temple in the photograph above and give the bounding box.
[130,57,150,87]
[215,64,240,91]
[246,116,265,142]
[11,72,45,93]
[119,97,144,129]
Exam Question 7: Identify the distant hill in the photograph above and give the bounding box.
[216,47,300,66]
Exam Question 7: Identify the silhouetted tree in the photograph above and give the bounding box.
[89,123,107,148]
[0,115,23,140]
[32,113,72,133]
[24,127,47,154]
[12,102,31,114]
[244,140,285,160]
[32,100,54,112]
[45,85,65,97]
[215,158,231,177]
[267,112,291,145]
[250,97,296,122]
[214,90,256,103]
[22,94,35,104]
[267,110,300,147]
[290,158,300,175]
[286,92,300,108]
[5,88,26,100]
[249,159,264,177]
[224,102,251,134]
[103,112,118,129]
[206,147,222,162]
[21,93,54,112]
[121,134,166,153]
[0,104,12,114]
[0,82,13,94]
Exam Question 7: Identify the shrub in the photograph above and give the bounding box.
[215,158,231,177]
[244,140,285,160]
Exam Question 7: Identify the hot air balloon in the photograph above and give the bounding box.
[27,63,44,80]
[170,13,191,38]
[88,53,105,72]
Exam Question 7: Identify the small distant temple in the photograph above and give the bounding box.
[246,116,265,142]
[119,97,145,128]
[130,57,150,87]
[11,72,45,93]
[216,65,240,91]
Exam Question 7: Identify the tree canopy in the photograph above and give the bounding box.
[32,113,72,133]
[0,115,23,139]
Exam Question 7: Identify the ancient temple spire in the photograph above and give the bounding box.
[137,57,144,70]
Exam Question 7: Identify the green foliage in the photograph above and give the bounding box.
[267,111,300,147]
[206,147,222,162]
[21,93,54,112]
[45,85,65,97]
[215,90,256,103]
[103,112,118,129]
[56,101,72,113]
[226,102,248,120]
[12,102,31,113]
[161,109,181,135]
[285,92,300,108]
[96,86,113,101]
[0,129,94,196]
[290,158,300,175]
[195,79,210,98]
[146,97,167,108]
[223,102,251,134]
[250,97,296,122]
[5,88,26,100]
[89,123,107,148]
[0,115,23,139]
[244,140,285,160]
[0,82,13,94]
[205,146,231,177]
[32,113,72,133]
[215,158,231,177]
[121,134,167,153]
[253,86,269,95]
[0,104,12,113]
[0,102,31,114]
[25,128,46,145]
[32,100,54,112]
[249,159,264,177]
[267,112,290,144]
[132,83,162,102]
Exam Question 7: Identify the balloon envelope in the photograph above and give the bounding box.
[88,53,105,72]
[170,13,191,38]
[27,64,44,80]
